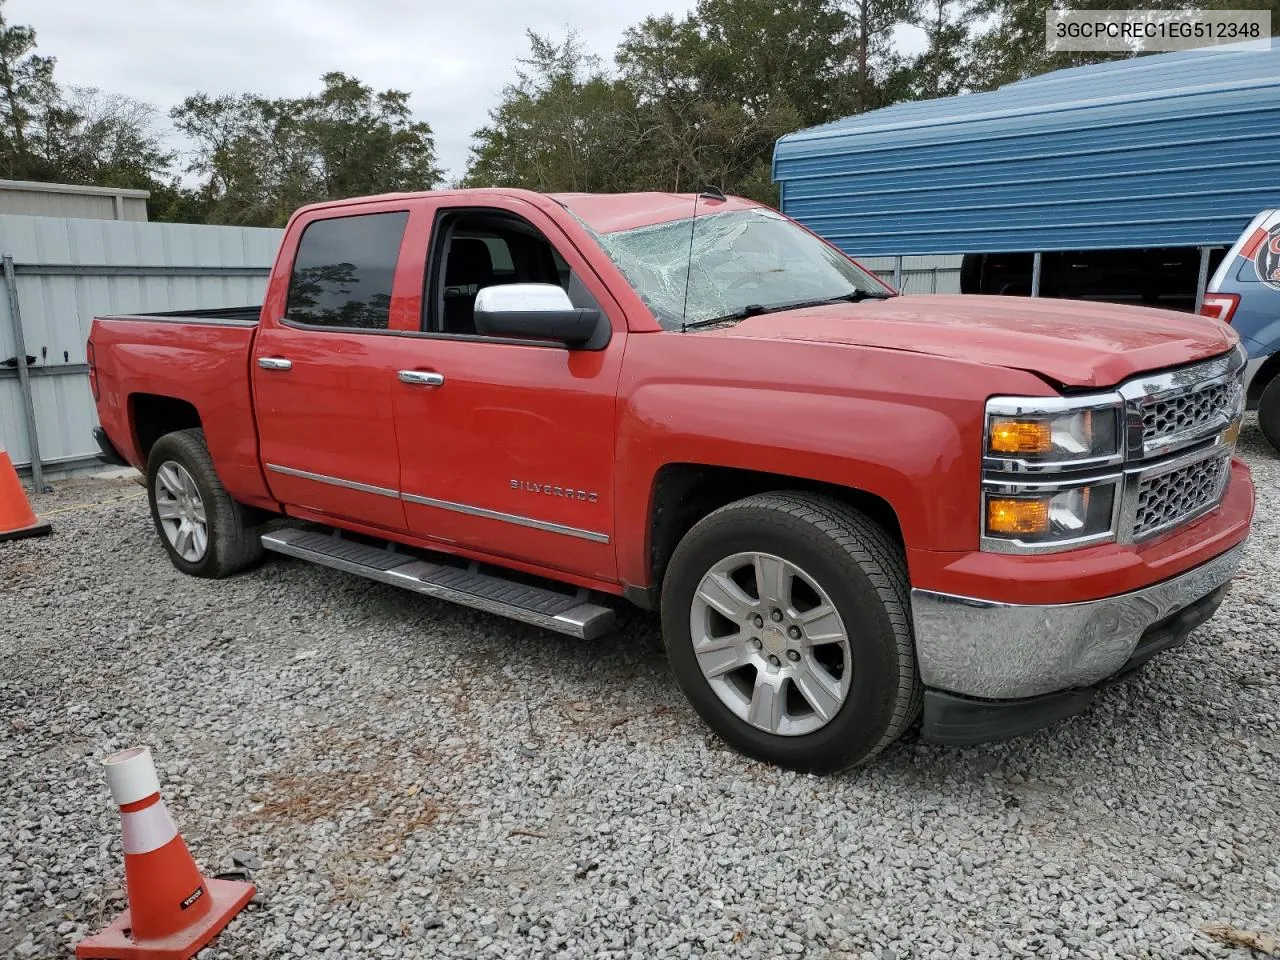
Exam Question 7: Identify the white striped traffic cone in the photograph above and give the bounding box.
[76,747,255,959]
[0,441,50,542]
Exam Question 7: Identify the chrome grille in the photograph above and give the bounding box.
[1141,380,1237,447]
[1133,454,1229,540]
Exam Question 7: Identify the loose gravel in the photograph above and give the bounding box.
[1,422,1277,960]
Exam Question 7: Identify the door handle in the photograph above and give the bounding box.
[398,370,445,387]
[258,357,292,371]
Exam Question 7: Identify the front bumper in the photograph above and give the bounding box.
[911,542,1244,741]
[919,582,1230,745]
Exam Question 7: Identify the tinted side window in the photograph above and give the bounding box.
[286,212,409,329]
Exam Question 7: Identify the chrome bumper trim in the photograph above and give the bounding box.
[910,544,1244,700]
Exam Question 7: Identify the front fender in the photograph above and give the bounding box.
[611,336,1037,589]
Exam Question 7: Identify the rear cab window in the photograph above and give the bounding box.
[286,211,409,330]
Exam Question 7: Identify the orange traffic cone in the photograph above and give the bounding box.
[77,747,255,960]
[0,442,50,542]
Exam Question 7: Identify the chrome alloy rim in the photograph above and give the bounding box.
[689,552,852,736]
[154,461,209,562]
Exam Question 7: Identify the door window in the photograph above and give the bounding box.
[427,210,598,337]
[286,211,409,330]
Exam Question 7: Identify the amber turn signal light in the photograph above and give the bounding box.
[989,418,1053,455]
[986,497,1051,536]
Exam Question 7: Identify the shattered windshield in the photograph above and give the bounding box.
[589,208,891,330]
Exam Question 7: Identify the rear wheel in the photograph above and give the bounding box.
[661,492,920,772]
[146,429,264,578]
[1258,374,1280,453]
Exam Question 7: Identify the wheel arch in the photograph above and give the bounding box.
[1246,350,1280,409]
[628,462,904,610]
[129,393,202,463]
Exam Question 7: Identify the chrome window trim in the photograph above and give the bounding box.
[265,463,610,544]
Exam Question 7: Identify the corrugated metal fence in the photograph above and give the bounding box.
[0,215,282,484]
[858,255,962,295]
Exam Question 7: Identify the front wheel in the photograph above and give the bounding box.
[146,428,264,578]
[661,492,920,773]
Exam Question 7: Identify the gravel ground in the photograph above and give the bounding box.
[1,421,1277,960]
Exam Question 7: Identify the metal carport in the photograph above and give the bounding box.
[773,39,1280,298]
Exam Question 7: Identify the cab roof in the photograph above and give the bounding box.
[290,188,763,236]
[550,191,762,234]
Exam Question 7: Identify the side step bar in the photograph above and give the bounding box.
[261,528,616,640]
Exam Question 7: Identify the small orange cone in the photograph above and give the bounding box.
[0,442,50,542]
[77,747,255,960]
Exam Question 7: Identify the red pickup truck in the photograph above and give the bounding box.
[88,188,1254,771]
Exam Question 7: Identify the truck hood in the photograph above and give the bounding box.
[716,294,1236,388]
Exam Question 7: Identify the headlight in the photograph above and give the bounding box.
[983,480,1119,551]
[985,401,1122,467]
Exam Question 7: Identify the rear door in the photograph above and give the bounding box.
[391,197,627,583]
[252,205,413,531]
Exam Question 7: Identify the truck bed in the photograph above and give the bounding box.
[103,305,262,325]
[90,306,271,508]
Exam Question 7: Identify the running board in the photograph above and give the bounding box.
[260,528,615,640]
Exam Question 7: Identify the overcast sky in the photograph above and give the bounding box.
[10,0,697,183]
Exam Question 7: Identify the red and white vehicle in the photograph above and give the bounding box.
[88,189,1253,770]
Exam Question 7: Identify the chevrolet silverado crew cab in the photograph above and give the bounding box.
[88,189,1254,772]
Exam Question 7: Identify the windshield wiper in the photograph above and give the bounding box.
[808,290,894,305]
[681,289,893,331]
[682,303,768,330]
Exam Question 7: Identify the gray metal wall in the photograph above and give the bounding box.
[0,179,150,221]
[859,255,962,295]
[0,215,282,480]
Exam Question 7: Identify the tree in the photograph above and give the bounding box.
[909,0,972,99]
[38,87,172,189]
[464,32,647,193]
[964,0,1161,91]
[0,0,58,180]
[839,0,922,114]
[173,73,443,227]
[303,72,442,199]
[617,0,853,201]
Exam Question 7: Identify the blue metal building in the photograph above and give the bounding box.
[773,39,1280,259]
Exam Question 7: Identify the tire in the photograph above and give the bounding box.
[1258,374,1280,454]
[660,492,920,773]
[146,428,264,578]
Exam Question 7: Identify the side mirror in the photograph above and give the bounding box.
[473,284,603,347]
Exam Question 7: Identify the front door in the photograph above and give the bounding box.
[392,200,625,582]
[253,207,413,531]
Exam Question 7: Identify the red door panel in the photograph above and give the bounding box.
[252,202,424,533]
[392,196,626,582]
[253,323,407,530]
[395,339,621,580]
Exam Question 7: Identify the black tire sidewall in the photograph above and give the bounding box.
[1258,374,1280,454]
[146,433,221,577]
[661,506,907,772]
